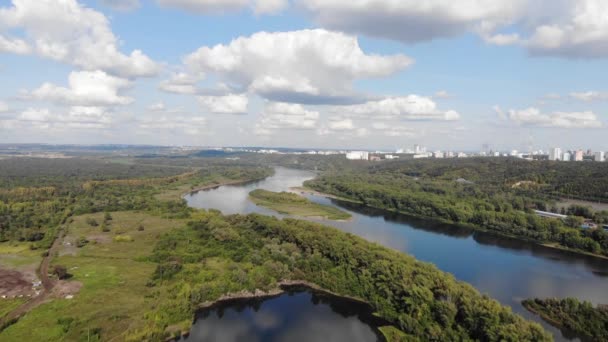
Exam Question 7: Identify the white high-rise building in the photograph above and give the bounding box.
[563,152,572,161]
[595,151,605,162]
[346,151,369,160]
[549,147,562,161]
[574,150,584,161]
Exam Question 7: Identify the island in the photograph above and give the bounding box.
[249,189,351,220]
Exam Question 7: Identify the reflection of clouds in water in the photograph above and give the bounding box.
[253,310,282,330]
[186,316,260,342]
[186,167,315,215]
[276,312,375,342]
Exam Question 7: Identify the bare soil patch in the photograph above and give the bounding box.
[0,269,36,298]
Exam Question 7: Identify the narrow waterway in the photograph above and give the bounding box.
[185,167,608,341]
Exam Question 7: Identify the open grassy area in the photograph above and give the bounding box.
[249,189,351,220]
[0,298,26,319]
[0,243,41,269]
[0,211,188,341]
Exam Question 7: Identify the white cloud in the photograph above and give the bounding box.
[158,0,287,14]
[0,34,30,54]
[327,118,354,131]
[569,91,608,102]
[198,94,248,114]
[0,101,8,113]
[0,0,158,77]
[139,115,207,135]
[300,0,608,58]
[158,0,248,13]
[16,106,113,129]
[254,0,288,14]
[507,107,602,128]
[525,1,608,58]
[184,29,412,104]
[159,72,202,95]
[100,0,141,11]
[255,102,319,135]
[333,95,460,121]
[300,0,526,43]
[26,70,133,106]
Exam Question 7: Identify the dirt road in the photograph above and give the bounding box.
[0,229,63,330]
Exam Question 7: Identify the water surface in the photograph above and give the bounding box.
[181,287,383,342]
[185,167,608,341]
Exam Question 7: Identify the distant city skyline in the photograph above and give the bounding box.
[1,1,607,149]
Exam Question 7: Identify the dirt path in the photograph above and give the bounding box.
[0,229,63,330]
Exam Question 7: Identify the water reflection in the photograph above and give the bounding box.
[182,287,384,342]
[185,167,608,341]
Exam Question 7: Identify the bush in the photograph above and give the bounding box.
[53,265,70,280]
[86,218,99,227]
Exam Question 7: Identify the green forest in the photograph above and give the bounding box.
[305,158,608,257]
[0,157,272,243]
[143,211,549,341]
[522,298,608,341]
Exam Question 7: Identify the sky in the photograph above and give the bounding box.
[0,0,607,151]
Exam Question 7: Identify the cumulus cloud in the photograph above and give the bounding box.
[0,101,8,113]
[198,94,248,114]
[16,106,113,129]
[253,0,288,14]
[0,0,158,77]
[569,91,608,102]
[300,0,526,43]
[300,0,608,58]
[26,70,133,106]
[158,0,287,15]
[333,95,460,121]
[159,72,202,95]
[255,102,319,135]
[507,107,602,128]
[184,29,412,104]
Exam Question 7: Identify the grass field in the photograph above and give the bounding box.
[0,243,42,269]
[249,189,351,220]
[0,211,190,341]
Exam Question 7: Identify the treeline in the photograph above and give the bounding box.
[142,211,551,341]
[305,159,608,256]
[367,158,608,202]
[522,298,608,341]
[0,158,272,243]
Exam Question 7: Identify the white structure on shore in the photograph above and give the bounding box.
[595,151,605,162]
[346,151,369,160]
[549,147,562,161]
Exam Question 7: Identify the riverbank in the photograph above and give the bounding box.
[302,187,608,260]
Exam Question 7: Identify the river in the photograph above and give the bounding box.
[184,167,608,341]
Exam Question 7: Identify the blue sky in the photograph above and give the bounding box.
[1,0,607,151]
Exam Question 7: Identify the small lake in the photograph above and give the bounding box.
[185,167,608,341]
[181,286,384,342]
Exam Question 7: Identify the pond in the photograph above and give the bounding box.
[180,286,385,342]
